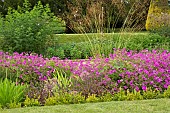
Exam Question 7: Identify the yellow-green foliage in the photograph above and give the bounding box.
[142,88,163,99]
[86,94,100,103]
[146,0,170,31]
[126,90,143,101]
[164,86,170,98]
[24,96,40,107]
[45,92,86,105]
[8,102,21,109]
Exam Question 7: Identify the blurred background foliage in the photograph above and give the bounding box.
[0,0,151,33]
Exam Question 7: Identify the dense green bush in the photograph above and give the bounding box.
[146,0,170,31]
[0,0,65,54]
[164,86,170,98]
[45,42,91,59]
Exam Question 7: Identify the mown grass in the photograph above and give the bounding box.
[1,99,170,113]
[56,32,150,44]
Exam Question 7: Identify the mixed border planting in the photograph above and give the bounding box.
[0,49,170,108]
[0,0,170,110]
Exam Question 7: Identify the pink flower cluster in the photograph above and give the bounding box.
[0,49,170,92]
[0,52,55,83]
[54,49,170,92]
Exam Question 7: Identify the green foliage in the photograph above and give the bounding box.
[126,90,143,101]
[45,42,91,59]
[8,102,21,109]
[45,92,86,105]
[152,25,170,38]
[24,95,40,107]
[86,94,100,103]
[164,86,170,98]
[53,69,72,92]
[112,88,127,101]
[146,0,170,38]
[0,0,65,54]
[26,80,56,105]
[44,96,57,106]
[125,33,170,51]
[51,33,170,59]
[142,88,163,99]
[146,0,170,31]
[99,93,113,102]
[0,78,26,108]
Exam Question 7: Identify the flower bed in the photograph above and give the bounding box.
[0,49,170,108]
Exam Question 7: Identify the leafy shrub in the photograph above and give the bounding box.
[164,86,170,98]
[112,88,127,101]
[0,0,65,54]
[44,96,57,106]
[27,80,56,104]
[142,88,163,99]
[24,96,40,107]
[99,93,114,102]
[46,47,65,59]
[125,33,170,51]
[146,0,170,31]
[151,26,170,38]
[0,78,26,108]
[86,94,99,103]
[45,92,85,105]
[126,90,143,101]
[45,42,91,59]
[8,102,21,109]
[146,0,170,39]
[47,33,170,59]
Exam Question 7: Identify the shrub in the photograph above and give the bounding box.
[54,33,170,59]
[8,102,21,109]
[45,42,91,59]
[0,0,65,54]
[142,88,163,99]
[164,86,170,98]
[126,90,143,101]
[99,93,113,102]
[26,81,55,105]
[86,94,99,103]
[112,88,127,101]
[146,0,170,31]
[146,0,170,38]
[24,95,40,107]
[45,92,86,105]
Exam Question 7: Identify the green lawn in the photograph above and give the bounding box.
[1,99,170,113]
[56,32,150,44]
